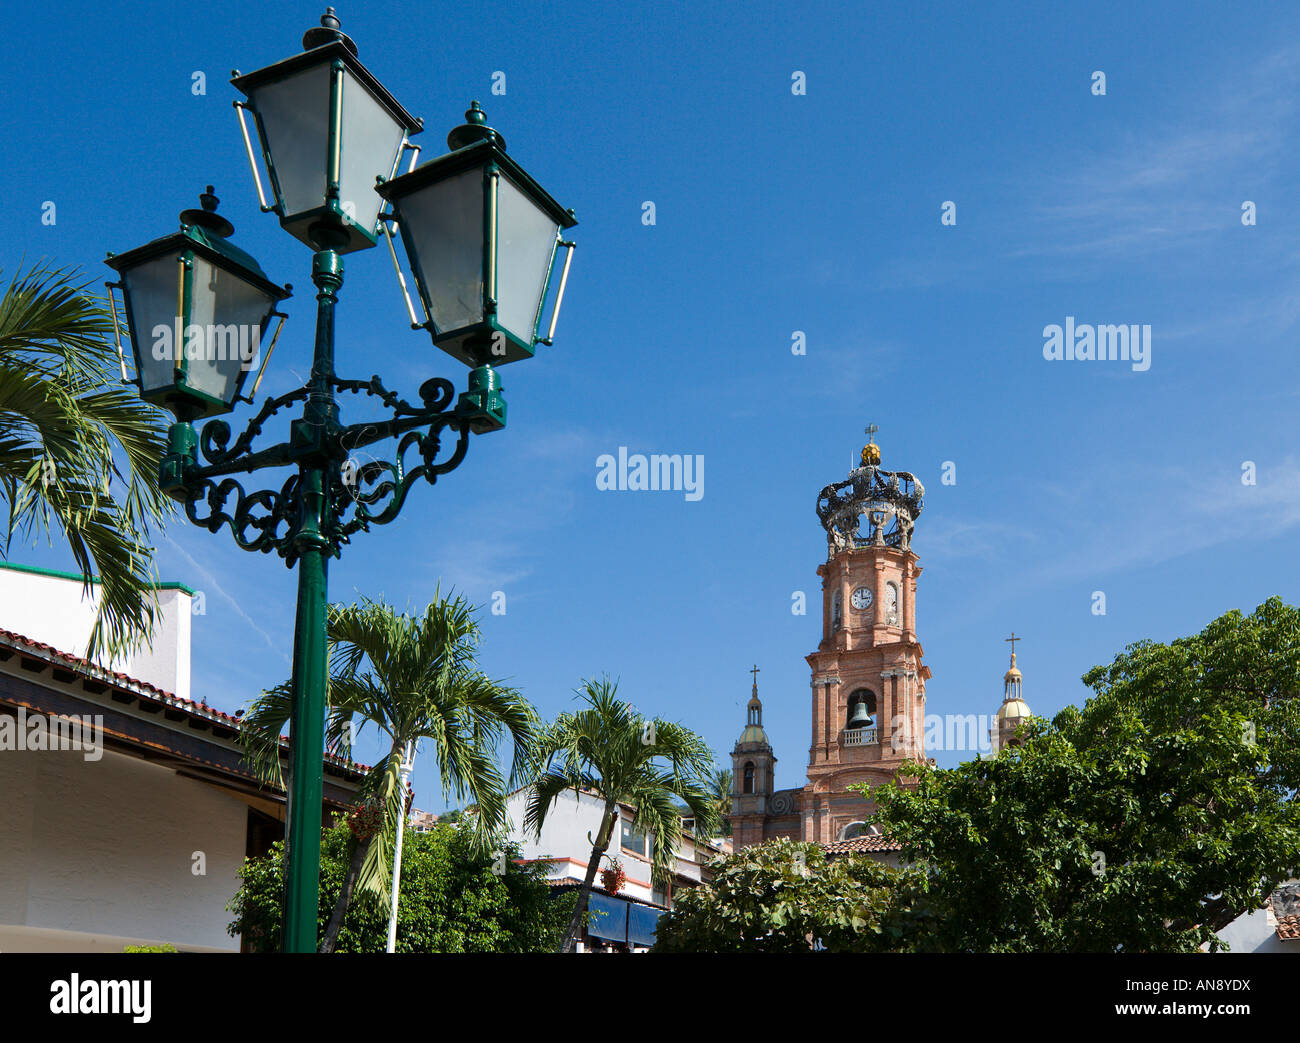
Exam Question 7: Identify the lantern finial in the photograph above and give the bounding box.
[303,7,357,55]
[180,185,234,239]
[447,100,506,151]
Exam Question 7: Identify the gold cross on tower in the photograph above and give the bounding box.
[864,423,879,444]
[750,664,760,686]
[1005,632,1021,656]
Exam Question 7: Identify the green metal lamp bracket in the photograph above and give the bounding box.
[160,368,497,565]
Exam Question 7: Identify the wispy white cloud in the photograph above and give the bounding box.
[921,515,1037,562]
[162,535,286,659]
[1010,44,1300,267]
[1017,456,1300,588]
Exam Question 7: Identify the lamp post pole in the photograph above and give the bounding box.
[283,245,343,953]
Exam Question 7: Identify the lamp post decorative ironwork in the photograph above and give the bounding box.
[104,8,576,953]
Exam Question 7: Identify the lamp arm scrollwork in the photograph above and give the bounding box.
[199,384,313,468]
[183,472,301,555]
[332,415,470,541]
[173,369,478,562]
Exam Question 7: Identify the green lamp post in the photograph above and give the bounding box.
[105,8,576,953]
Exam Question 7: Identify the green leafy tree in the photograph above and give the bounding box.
[228,821,571,952]
[868,597,1300,952]
[654,838,923,952]
[240,593,537,952]
[526,676,719,953]
[0,263,173,657]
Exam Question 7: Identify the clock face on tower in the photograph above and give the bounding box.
[851,587,873,610]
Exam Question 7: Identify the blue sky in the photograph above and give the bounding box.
[4,1,1300,802]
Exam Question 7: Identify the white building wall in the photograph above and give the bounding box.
[505,789,657,903]
[1216,908,1295,954]
[0,745,246,952]
[128,586,192,703]
[0,566,191,700]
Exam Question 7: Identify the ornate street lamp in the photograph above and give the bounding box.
[231,7,422,253]
[378,102,576,367]
[104,8,577,953]
[105,186,290,420]
[377,101,577,433]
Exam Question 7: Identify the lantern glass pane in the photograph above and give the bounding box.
[401,167,485,332]
[339,70,406,234]
[495,175,560,344]
[249,64,330,218]
[122,254,183,394]
[186,256,278,405]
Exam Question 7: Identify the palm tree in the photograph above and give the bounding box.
[241,592,537,953]
[709,767,733,837]
[0,263,172,658]
[526,676,719,953]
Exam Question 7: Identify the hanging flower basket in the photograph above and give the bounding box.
[601,858,626,895]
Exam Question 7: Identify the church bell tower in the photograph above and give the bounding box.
[990,634,1031,754]
[802,428,931,844]
[731,667,777,851]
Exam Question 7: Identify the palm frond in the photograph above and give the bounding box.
[237,683,293,789]
[528,674,720,868]
[0,262,172,659]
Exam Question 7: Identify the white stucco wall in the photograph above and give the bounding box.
[1216,908,1296,954]
[0,566,191,700]
[505,789,660,902]
[0,745,246,952]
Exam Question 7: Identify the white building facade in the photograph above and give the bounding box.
[504,787,727,950]
[0,563,363,952]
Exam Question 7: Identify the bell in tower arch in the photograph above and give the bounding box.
[847,690,875,728]
[847,702,873,728]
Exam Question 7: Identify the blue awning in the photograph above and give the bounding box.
[586,892,629,942]
[627,902,663,947]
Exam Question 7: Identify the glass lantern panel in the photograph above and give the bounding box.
[338,70,407,235]
[495,175,559,344]
[249,64,331,218]
[400,166,485,332]
[122,253,184,394]
[185,256,278,405]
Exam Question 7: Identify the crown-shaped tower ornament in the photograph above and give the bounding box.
[816,425,924,556]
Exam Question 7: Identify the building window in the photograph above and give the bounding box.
[885,582,899,625]
[840,821,868,840]
[831,591,842,632]
[621,821,647,857]
[742,761,755,794]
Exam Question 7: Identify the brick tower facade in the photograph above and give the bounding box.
[730,430,932,849]
[730,669,784,850]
